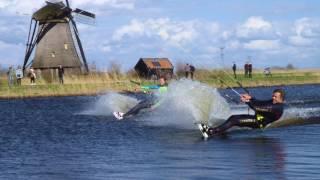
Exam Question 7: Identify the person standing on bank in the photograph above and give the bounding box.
[190,64,195,80]
[7,66,14,87]
[15,66,23,86]
[244,63,249,78]
[58,65,64,84]
[184,63,190,78]
[232,62,237,79]
[29,67,36,85]
[248,62,253,78]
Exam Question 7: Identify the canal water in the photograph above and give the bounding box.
[0,80,320,179]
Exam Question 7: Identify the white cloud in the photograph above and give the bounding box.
[288,18,320,47]
[112,19,145,41]
[244,16,272,29]
[0,0,135,15]
[0,0,10,9]
[243,40,281,50]
[112,18,198,47]
[0,0,44,15]
[294,17,320,37]
[288,36,315,46]
[236,16,276,39]
[71,0,135,10]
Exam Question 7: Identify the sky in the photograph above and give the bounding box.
[0,0,320,71]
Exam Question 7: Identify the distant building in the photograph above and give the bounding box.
[134,58,174,79]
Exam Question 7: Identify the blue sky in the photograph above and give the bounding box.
[0,0,319,70]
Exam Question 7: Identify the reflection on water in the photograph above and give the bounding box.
[232,137,286,179]
[0,84,320,179]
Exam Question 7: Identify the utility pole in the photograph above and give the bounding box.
[248,56,251,62]
[220,47,225,67]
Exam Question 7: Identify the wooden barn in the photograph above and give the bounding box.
[134,58,174,79]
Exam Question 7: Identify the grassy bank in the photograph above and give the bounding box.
[0,69,319,99]
[0,73,136,98]
[196,69,320,88]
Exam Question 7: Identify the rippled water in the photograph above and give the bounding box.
[0,82,320,180]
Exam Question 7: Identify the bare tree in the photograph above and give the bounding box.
[107,60,122,78]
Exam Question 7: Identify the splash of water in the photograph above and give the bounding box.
[83,92,139,116]
[280,107,320,120]
[142,79,231,129]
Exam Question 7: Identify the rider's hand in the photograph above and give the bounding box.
[240,94,252,102]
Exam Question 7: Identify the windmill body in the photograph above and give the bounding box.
[33,20,82,70]
[23,1,95,80]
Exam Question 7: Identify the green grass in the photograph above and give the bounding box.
[0,69,319,98]
[197,69,320,88]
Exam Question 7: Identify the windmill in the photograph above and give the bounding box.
[23,0,95,79]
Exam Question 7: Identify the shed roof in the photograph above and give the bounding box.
[139,58,173,69]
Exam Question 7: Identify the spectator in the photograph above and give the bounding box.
[244,63,249,78]
[184,63,190,78]
[248,62,252,78]
[232,62,237,78]
[29,67,36,85]
[7,66,14,87]
[58,65,64,84]
[16,66,23,86]
[264,67,272,77]
[190,64,195,80]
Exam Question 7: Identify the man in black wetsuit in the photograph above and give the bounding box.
[113,77,168,120]
[202,88,285,136]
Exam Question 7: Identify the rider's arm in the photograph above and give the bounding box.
[150,100,162,110]
[247,99,274,112]
[140,85,160,93]
[241,93,273,112]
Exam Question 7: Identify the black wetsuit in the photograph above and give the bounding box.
[209,98,284,135]
[123,98,155,117]
[123,85,168,117]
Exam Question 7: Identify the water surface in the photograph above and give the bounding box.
[0,83,320,179]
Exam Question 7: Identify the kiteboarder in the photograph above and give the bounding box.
[113,77,168,120]
[200,88,285,137]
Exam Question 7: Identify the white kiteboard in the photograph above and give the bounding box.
[196,123,210,139]
[113,112,125,120]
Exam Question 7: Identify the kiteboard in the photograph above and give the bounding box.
[196,123,210,139]
[113,111,125,120]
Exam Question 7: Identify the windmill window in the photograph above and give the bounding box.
[64,43,68,50]
[51,52,56,58]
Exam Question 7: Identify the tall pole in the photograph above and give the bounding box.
[220,47,225,68]
[65,0,70,8]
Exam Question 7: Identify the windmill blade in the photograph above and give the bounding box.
[65,0,70,8]
[73,8,95,19]
[23,19,38,72]
[73,9,96,25]
[73,14,96,25]
[23,22,56,72]
[69,18,89,72]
